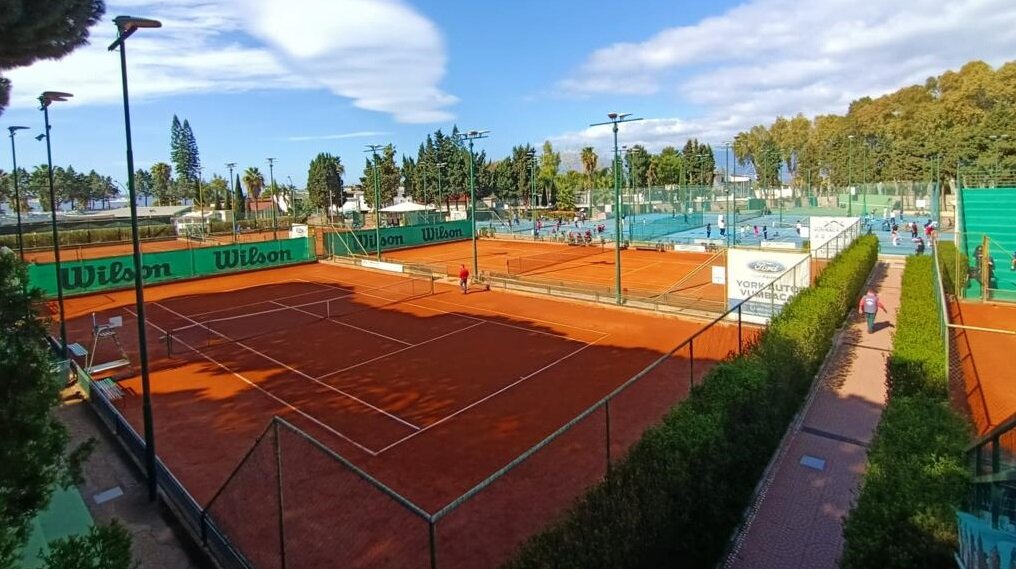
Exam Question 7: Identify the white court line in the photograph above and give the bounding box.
[269,300,413,347]
[315,321,485,381]
[154,301,422,432]
[187,281,341,319]
[312,276,608,340]
[374,332,610,454]
[123,308,381,456]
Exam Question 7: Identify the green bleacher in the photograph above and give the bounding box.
[960,188,1016,301]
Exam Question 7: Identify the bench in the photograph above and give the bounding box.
[86,359,131,378]
[93,378,124,401]
[635,244,664,252]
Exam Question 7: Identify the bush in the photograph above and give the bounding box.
[504,234,879,568]
[840,254,970,569]
[0,225,173,250]
[886,256,946,398]
[936,241,964,297]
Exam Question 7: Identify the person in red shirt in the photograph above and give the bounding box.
[458,264,469,294]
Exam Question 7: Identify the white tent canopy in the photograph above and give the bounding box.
[338,200,363,213]
[380,201,435,212]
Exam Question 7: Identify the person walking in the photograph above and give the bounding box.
[795,220,802,236]
[458,264,470,294]
[706,222,712,239]
[762,225,769,241]
[858,287,888,334]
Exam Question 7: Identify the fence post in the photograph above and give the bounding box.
[689,339,695,386]
[604,401,612,478]
[275,422,287,569]
[429,520,438,569]
[737,305,743,354]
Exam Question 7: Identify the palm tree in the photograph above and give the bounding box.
[580,146,598,189]
[243,167,265,220]
[243,167,265,200]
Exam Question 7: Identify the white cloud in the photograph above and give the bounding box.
[285,131,391,142]
[552,0,1016,151]
[4,0,455,123]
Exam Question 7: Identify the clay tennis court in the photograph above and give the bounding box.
[378,237,725,306]
[59,261,745,569]
[951,300,1016,436]
[23,229,286,263]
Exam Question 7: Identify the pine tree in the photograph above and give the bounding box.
[306,153,344,212]
[233,174,245,220]
[0,0,105,114]
[170,115,186,183]
[182,119,200,181]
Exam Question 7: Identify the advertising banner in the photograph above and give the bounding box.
[329,220,472,256]
[27,238,313,297]
[726,248,810,324]
[809,216,859,257]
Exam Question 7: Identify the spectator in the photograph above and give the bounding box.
[858,287,889,334]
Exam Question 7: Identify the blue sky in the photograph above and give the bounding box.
[3,0,1015,188]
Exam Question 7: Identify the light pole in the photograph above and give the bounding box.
[527,149,537,236]
[226,162,237,239]
[590,112,643,305]
[266,157,278,240]
[458,131,489,278]
[7,126,29,258]
[195,166,204,237]
[722,142,732,246]
[110,15,161,502]
[365,144,385,259]
[436,161,446,216]
[847,135,855,216]
[38,91,73,358]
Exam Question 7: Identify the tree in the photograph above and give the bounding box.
[623,145,651,188]
[169,116,185,184]
[0,253,106,569]
[39,520,134,569]
[539,141,561,204]
[360,145,400,209]
[233,174,245,219]
[306,153,344,213]
[170,116,199,201]
[29,165,54,211]
[0,168,29,212]
[181,120,200,182]
[580,147,598,190]
[149,163,173,206]
[207,175,228,211]
[653,147,684,186]
[134,169,153,206]
[242,167,264,200]
[0,0,105,114]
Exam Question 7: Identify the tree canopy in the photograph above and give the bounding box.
[0,0,105,114]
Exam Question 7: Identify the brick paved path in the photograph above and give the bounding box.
[726,261,902,569]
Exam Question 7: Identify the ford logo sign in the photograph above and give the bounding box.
[748,260,785,273]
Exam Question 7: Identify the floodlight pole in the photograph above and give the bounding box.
[226,162,237,240]
[458,131,489,277]
[7,127,29,258]
[110,15,162,502]
[528,149,537,236]
[847,135,855,217]
[365,145,384,259]
[591,113,643,305]
[267,158,278,240]
[723,142,731,247]
[39,97,69,358]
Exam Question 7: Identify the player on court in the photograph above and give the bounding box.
[459,264,470,294]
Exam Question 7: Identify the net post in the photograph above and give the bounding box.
[274,421,287,569]
[429,520,438,569]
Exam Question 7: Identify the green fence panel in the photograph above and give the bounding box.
[328,219,473,256]
[26,238,313,297]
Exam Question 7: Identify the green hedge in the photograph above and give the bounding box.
[840,254,970,569]
[504,235,879,568]
[208,217,293,234]
[937,241,964,297]
[0,224,174,249]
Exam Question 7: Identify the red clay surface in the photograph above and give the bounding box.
[382,237,726,306]
[58,262,749,569]
[951,300,1016,435]
[24,230,290,263]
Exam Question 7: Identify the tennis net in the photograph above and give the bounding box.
[167,277,434,354]
[505,242,605,276]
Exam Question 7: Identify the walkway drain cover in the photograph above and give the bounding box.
[93,486,124,505]
[799,455,826,471]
